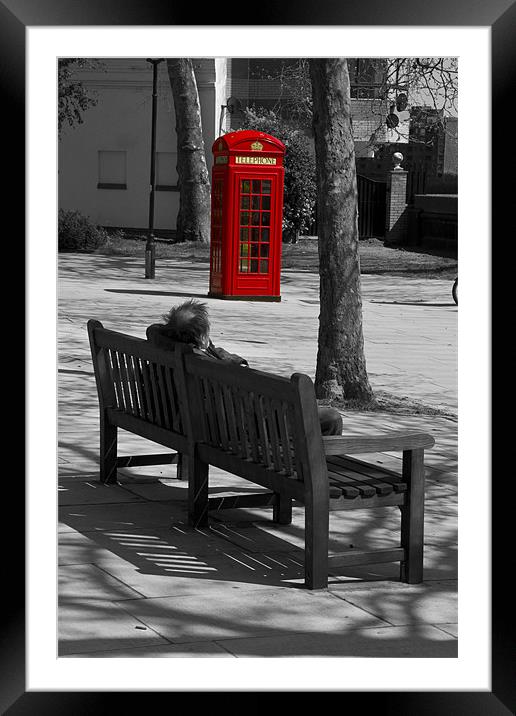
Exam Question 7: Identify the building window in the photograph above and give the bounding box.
[97,150,127,189]
[156,152,178,191]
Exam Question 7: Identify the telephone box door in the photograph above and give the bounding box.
[233,174,280,297]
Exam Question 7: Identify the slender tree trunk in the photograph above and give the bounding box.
[167,59,210,243]
[310,58,374,404]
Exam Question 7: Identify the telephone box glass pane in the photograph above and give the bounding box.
[261,195,271,210]
[252,180,261,193]
[250,259,259,272]
[241,196,250,209]
[252,196,260,210]
[260,244,269,257]
[240,259,249,272]
[261,229,270,243]
[241,180,250,193]
[260,260,269,273]
[250,244,259,257]
[251,228,260,241]
[262,180,271,194]
[251,212,260,225]
[262,212,270,226]
[241,212,249,225]
[240,228,248,242]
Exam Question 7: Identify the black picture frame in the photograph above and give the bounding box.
[7,0,508,712]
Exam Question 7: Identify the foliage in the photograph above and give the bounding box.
[58,209,112,252]
[250,58,458,151]
[239,108,316,240]
[58,59,102,136]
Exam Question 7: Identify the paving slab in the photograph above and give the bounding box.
[59,530,108,566]
[58,480,146,506]
[59,500,186,533]
[116,588,390,644]
[434,623,458,638]
[91,549,308,598]
[329,579,458,626]
[59,563,144,601]
[58,599,169,656]
[66,641,235,658]
[329,544,457,582]
[215,624,457,658]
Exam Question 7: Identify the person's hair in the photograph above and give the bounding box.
[159,299,210,348]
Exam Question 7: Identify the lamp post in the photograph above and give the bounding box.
[145,58,164,279]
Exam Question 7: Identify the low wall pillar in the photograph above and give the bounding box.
[385,152,408,244]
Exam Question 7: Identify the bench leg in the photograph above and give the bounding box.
[304,497,329,589]
[273,493,292,524]
[176,453,185,480]
[187,453,209,529]
[400,448,425,584]
[99,419,117,485]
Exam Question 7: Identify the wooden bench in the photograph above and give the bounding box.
[88,319,435,589]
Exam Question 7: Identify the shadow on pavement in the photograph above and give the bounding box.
[104,289,208,298]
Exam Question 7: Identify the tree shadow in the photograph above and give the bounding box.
[369,300,457,308]
[104,289,209,298]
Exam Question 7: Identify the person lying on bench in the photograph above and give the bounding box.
[147,298,343,437]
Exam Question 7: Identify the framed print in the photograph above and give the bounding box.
[6,0,509,711]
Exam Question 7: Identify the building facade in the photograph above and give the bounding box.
[58,57,452,235]
[58,58,227,234]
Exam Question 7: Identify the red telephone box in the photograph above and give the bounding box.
[208,130,285,301]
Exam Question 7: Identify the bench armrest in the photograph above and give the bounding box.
[323,431,435,455]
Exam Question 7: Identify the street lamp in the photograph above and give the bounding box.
[145,58,164,279]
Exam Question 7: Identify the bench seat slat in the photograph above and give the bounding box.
[326,460,394,497]
[328,474,376,498]
[329,484,360,499]
[327,455,408,493]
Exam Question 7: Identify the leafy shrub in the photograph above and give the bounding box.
[58,209,110,252]
[238,108,316,241]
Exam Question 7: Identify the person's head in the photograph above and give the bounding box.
[160,299,210,349]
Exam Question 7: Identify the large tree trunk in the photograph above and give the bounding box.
[310,59,374,404]
[167,59,210,243]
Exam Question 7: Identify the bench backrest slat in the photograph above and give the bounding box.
[88,321,328,494]
[184,352,326,485]
[88,320,191,438]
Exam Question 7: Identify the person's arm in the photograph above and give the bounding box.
[207,341,249,367]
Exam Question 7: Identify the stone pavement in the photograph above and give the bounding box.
[58,253,458,659]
